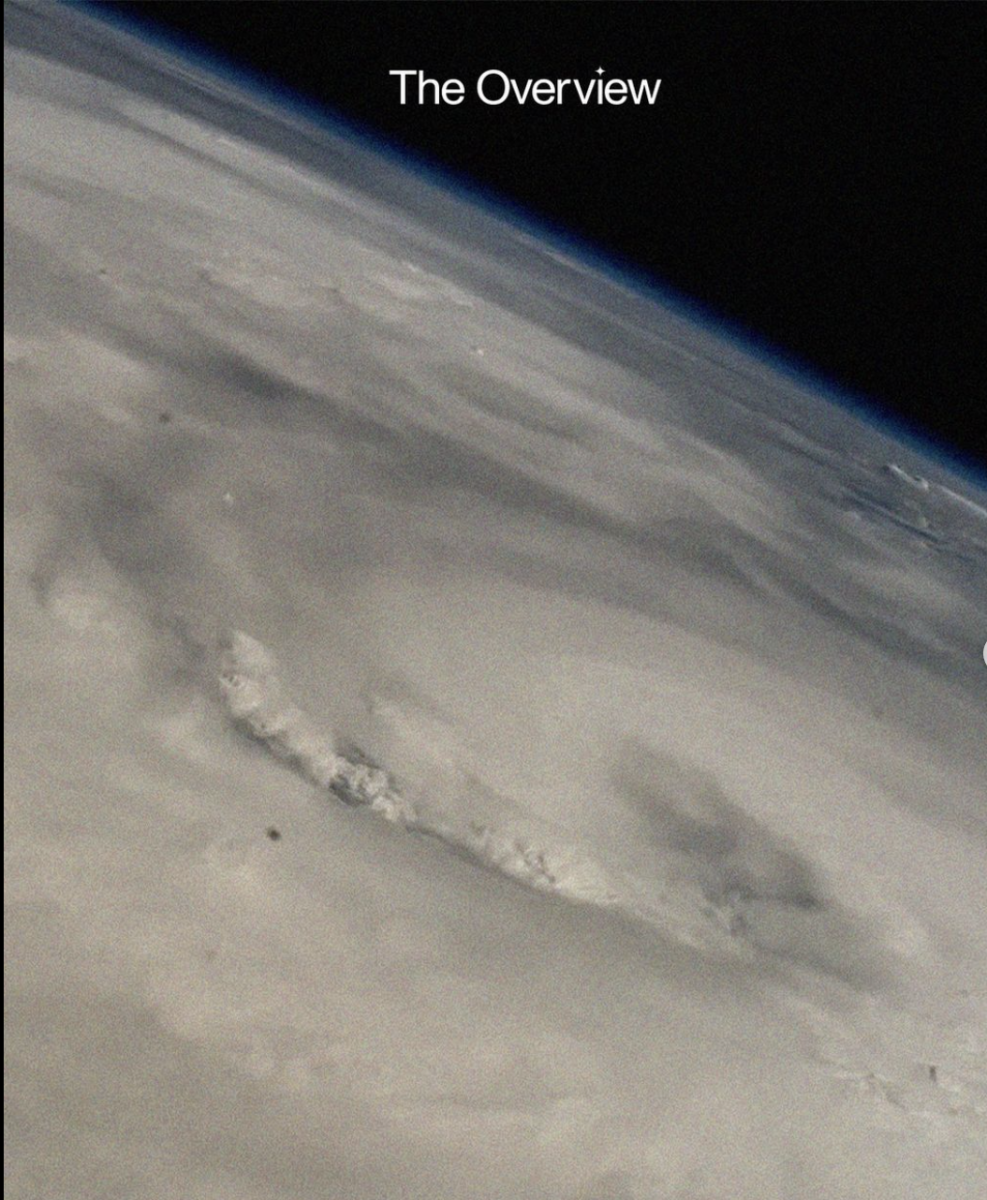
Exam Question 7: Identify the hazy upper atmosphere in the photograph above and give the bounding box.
[5,3,986,1198]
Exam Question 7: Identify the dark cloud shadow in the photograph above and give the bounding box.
[613,739,897,990]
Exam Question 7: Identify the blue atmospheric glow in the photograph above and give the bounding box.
[72,1,985,486]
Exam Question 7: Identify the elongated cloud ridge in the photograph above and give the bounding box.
[217,630,758,957]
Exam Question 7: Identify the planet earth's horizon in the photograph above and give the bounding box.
[5,3,986,1198]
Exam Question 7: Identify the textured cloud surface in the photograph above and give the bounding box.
[5,3,987,1197]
